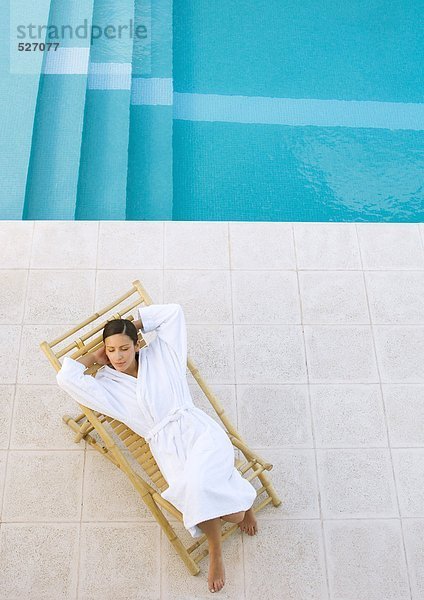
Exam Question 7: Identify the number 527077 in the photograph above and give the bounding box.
[18,43,60,51]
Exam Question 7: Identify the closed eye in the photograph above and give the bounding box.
[107,347,130,351]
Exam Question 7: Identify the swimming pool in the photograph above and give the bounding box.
[2,0,423,221]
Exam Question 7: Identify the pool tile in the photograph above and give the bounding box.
[0,386,14,449]
[317,449,398,518]
[79,523,160,600]
[232,270,301,323]
[294,223,361,269]
[0,270,27,324]
[188,324,235,383]
[95,269,164,308]
[244,520,328,600]
[165,222,229,269]
[0,450,7,510]
[82,451,151,521]
[234,325,307,383]
[374,325,424,382]
[2,450,84,521]
[357,223,424,269]
[304,325,378,383]
[324,520,410,600]
[299,271,369,324]
[252,448,320,519]
[164,269,232,323]
[230,222,295,269]
[0,222,33,269]
[383,384,424,446]
[237,384,312,447]
[0,523,79,600]
[403,519,424,600]
[310,384,387,447]
[24,269,96,324]
[392,449,424,517]
[365,271,424,323]
[18,323,76,385]
[0,325,21,384]
[30,221,98,269]
[10,385,77,449]
[98,221,163,269]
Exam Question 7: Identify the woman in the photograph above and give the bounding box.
[56,303,258,594]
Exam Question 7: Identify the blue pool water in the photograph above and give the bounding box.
[1,0,423,221]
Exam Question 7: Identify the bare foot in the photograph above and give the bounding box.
[208,548,225,593]
[238,508,258,535]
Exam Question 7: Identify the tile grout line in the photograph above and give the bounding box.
[7,444,424,452]
[162,221,165,301]
[0,221,35,530]
[355,222,413,600]
[160,220,165,600]
[11,379,424,387]
[227,221,247,599]
[417,223,424,260]
[292,222,332,600]
[3,515,422,524]
[227,223,239,431]
[19,267,424,271]
[12,321,424,328]
[74,219,101,600]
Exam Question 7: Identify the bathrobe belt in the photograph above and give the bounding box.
[145,404,195,443]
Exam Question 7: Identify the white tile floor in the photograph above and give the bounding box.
[0,221,423,600]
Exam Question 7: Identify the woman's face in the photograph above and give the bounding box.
[104,333,140,373]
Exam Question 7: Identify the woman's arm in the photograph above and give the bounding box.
[76,352,96,368]
[76,347,110,368]
[133,318,143,331]
[137,304,187,376]
[56,356,124,420]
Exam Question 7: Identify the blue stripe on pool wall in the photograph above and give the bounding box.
[42,47,90,75]
[128,77,424,130]
[172,93,424,131]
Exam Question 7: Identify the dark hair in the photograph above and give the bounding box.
[102,319,138,345]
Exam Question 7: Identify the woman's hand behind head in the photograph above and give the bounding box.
[92,346,110,366]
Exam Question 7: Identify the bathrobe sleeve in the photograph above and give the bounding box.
[56,356,125,421]
[138,303,188,377]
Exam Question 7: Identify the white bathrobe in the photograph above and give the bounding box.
[56,303,256,538]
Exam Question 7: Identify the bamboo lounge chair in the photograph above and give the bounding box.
[40,279,282,575]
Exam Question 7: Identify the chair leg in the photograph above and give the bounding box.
[139,488,201,576]
[257,470,282,507]
[63,414,200,575]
